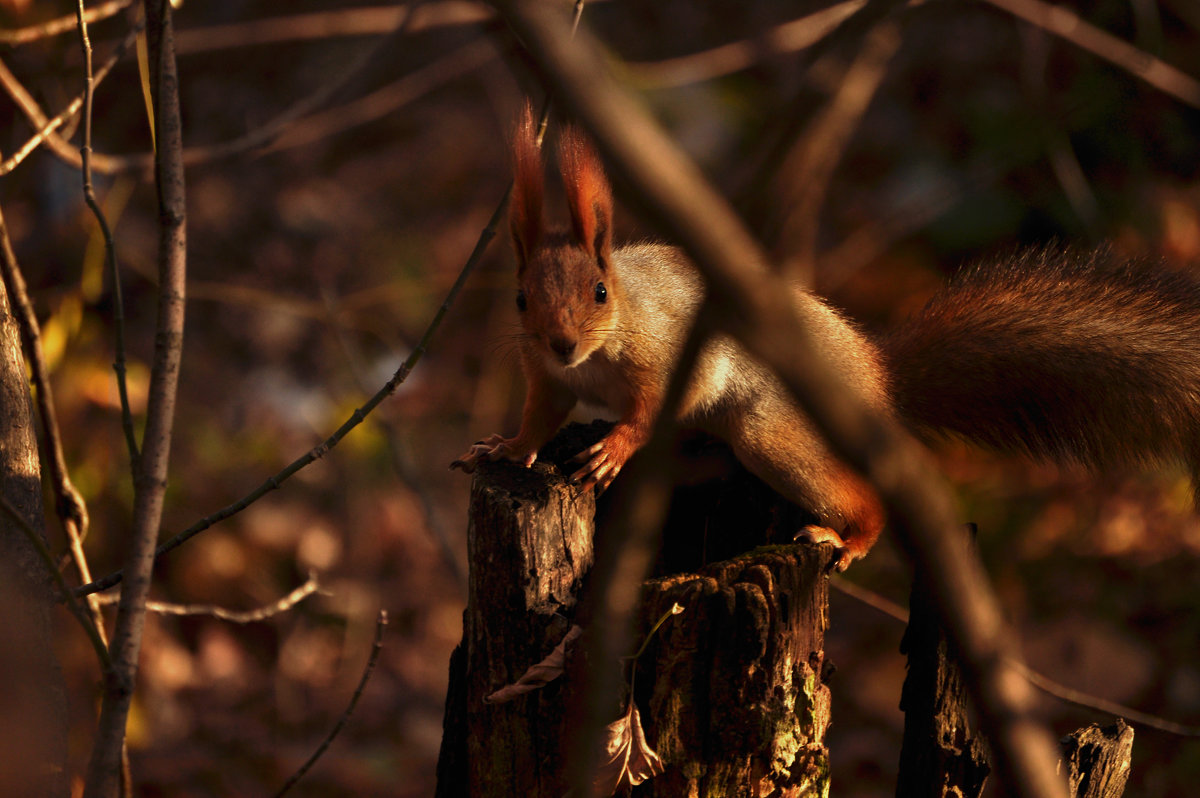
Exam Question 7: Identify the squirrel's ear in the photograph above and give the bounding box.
[510,103,543,267]
[559,125,612,267]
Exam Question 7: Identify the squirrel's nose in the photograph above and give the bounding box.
[548,337,577,361]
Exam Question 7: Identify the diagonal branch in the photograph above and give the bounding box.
[0,0,132,45]
[0,24,141,177]
[982,0,1200,108]
[271,609,388,798]
[73,0,589,601]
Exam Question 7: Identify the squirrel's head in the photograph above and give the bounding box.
[509,104,616,369]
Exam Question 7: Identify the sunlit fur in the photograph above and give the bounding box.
[888,246,1200,502]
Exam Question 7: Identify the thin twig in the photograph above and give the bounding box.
[82,0,188,792]
[179,1,428,166]
[271,609,388,798]
[982,0,1200,108]
[831,576,1200,738]
[627,0,867,89]
[0,0,132,45]
[0,25,141,177]
[319,284,466,590]
[73,1,587,600]
[94,572,322,624]
[171,2,494,54]
[773,18,902,282]
[263,39,497,155]
[1013,660,1200,738]
[72,0,140,480]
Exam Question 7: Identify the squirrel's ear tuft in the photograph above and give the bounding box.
[558,125,612,267]
[510,102,544,267]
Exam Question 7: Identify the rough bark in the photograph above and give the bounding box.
[436,450,596,797]
[1059,721,1133,798]
[437,424,834,796]
[0,251,68,796]
[898,536,1133,798]
[897,556,991,797]
[634,548,832,796]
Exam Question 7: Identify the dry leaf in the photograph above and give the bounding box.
[593,700,664,795]
[484,625,582,704]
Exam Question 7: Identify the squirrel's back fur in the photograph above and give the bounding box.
[886,246,1200,477]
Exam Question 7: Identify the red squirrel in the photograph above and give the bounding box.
[453,106,1200,569]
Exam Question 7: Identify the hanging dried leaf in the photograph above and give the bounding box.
[484,625,583,704]
[593,700,664,795]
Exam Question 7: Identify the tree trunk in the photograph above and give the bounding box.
[0,259,68,796]
[896,553,991,797]
[437,424,834,796]
[897,529,1133,798]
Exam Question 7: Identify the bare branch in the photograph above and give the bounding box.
[0,25,141,177]
[271,609,388,798]
[264,39,497,155]
[833,575,1200,738]
[172,2,493,54]
[0,0,132,45]
[982,0,1200,108]
[490,3,1069,797]
[72,0,589,598]
[772,18,902,282]
[83,0,189,792]
[628,0,867,88]
[94,573,322,624]
[71,8,140,471]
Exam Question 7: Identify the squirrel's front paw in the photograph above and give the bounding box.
[568,434,637,492]
[450,434,537,473]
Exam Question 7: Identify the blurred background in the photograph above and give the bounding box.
[1,0,1199,795]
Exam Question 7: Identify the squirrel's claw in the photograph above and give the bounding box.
[569,438,625,492]
[794,525,853,572]
[450,435,537,473]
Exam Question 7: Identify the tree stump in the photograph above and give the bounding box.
[1059,721,1133,798]
[435,455,595,797]
[436,424,835,796]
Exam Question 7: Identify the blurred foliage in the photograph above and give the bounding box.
[1,0,1199,795]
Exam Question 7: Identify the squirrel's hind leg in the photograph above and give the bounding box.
[716,398,886,570]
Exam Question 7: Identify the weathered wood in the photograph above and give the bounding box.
[1059,721,1133,798]
[435,455,595,798]
[896,555,991,798]
[436,424,835,796]
[634,548,833,796]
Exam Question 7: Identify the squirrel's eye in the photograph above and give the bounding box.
[516,290,527,312]
[594,282,607,304]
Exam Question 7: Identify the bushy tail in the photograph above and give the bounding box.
[884,247,1200,482]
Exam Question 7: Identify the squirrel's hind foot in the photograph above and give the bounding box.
[794,525,859,572]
